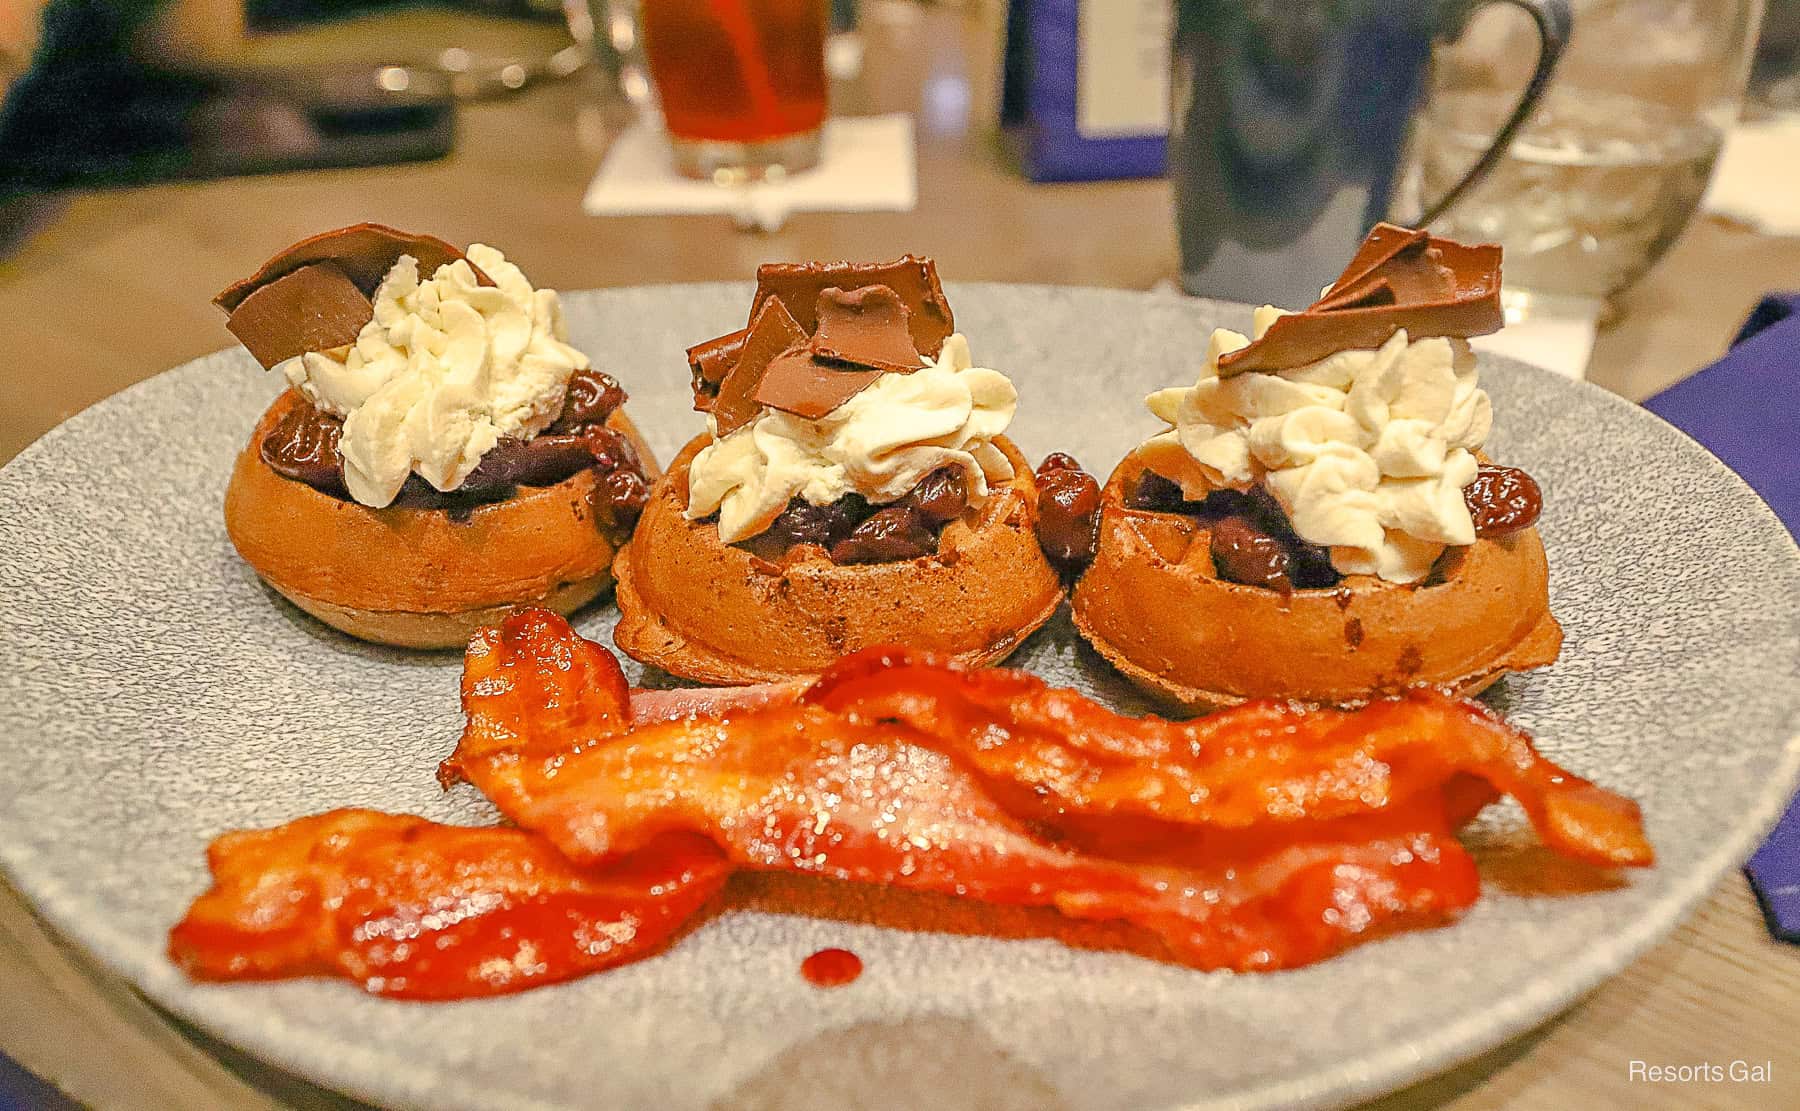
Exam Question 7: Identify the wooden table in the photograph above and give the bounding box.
[2,5,1795,1109]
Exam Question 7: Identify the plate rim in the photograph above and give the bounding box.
[2,282,1798,1111]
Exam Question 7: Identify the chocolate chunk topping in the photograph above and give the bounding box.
[214,222,489,312]
[687,255,952,421]
[261,400,348,496]
[217,224,501,376]
[551,369,628,433]
[461,435,595,489]
[1217,222,1503,376]
[597,469,650,529]
[1210,516,1300,593]
[227,262,373,370]
[749,285,926,419]
[1126,469,1187,511]
[761,494,871,552]
[388,477,509,517]
[713,299,808,436]
[902,466,969,523]
[1034,454,1101,574]
[752,255,953,358]
[1130,474,1341,591]
[1464,463,1543,536]
[577,425,637,473]
[1312,225,1459,311]
[830,506,937,565]
[734,464,976,566]
[751,351,884,420]
[687,328,748,411]
[1222,490,1339,589]
[808,285,924,374]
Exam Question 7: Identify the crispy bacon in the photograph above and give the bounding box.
[803,650,1653,869]
[628,679,808,725]
[173,608,1653,993]
[168,809,729,999]
[441,610,1649,972]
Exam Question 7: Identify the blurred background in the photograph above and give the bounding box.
[2,2,1799,1106]
[1,0,1796,466]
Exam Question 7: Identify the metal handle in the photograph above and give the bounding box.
[1417,0,1574,226]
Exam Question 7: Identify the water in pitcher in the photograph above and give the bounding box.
[1419,86,1722,302]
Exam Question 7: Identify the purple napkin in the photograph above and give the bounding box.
[1644,294,1800,529]
[1645,294,1800,942]
[0,1049,80,1110]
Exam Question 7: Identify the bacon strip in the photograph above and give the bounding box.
[803,650,1653,868]
[168,809,729,999]
[172,609,1653,993]
[628,679,808,725]
[441,611,1648,972]
[454,701,1481,971]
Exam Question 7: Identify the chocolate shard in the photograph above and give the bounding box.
[1311,225,1458,312]
[1217,222,1503,377]
[1310,224,1431,311]
[687,328,749,412]
[213,222,491,313]
[751,352,884,420]
[807,285,924,374]
[226,262,373,369]
[711,299,808,436]
[751,255,953,357]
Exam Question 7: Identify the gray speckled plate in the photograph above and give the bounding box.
[2,285,1798,1111]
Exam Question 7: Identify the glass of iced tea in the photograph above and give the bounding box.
[638,0,829,180]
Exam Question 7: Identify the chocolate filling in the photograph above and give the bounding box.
[1127,474,1338,592]
[1033,452,1102,576]
[733,466,971,565]
[1128,461,1544,592]
[260,367,647,527]
[1464,463,1543,535]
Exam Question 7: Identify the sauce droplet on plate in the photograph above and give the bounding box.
[800,947,863,987]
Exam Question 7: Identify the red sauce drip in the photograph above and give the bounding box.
[800,947,863,987]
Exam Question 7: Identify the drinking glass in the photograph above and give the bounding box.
[636,0,828,181]
[1412,0,1765,318]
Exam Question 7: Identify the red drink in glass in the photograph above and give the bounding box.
[639,0,828,177]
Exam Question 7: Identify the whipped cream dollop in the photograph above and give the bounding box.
[276,245,587,508]
[686,333,1018,544]
[1139,307,1492,583]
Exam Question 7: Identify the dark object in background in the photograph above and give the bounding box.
[247,0,564,31]
[0,62,454,193]
[1168,0,1569,308]
[246,0,410,31]
[1751,0,1800,97]
[1000,0,1168,182]
[0,1052,82,1111]
[0,0,467,195]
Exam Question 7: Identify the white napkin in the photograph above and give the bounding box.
[1704,118,1800,236]
[582,113,916,231]
[1470,304,1599,380]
